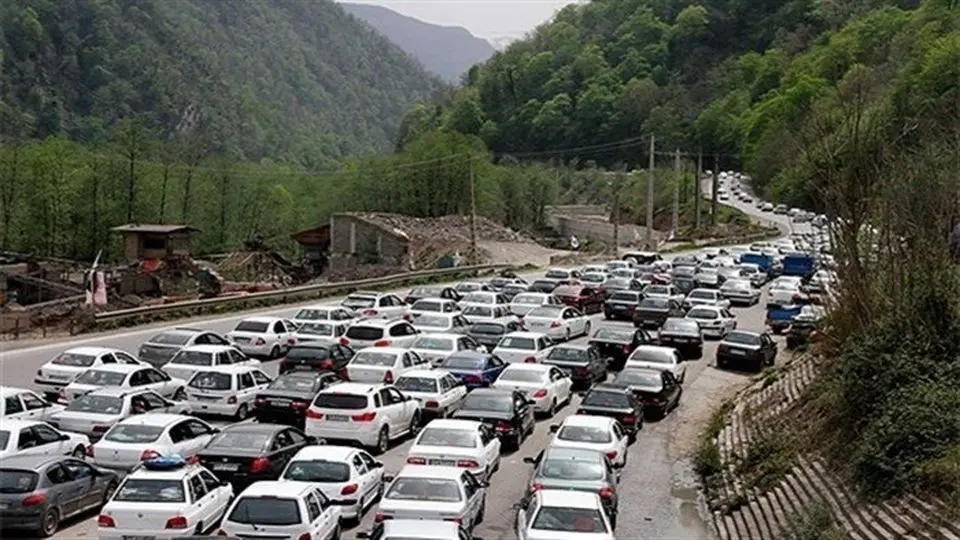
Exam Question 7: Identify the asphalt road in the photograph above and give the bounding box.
[1,195,810,540]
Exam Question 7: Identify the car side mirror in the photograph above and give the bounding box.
[549,424,560,433]
[383,474,395,483]
[372,461,385,468]
[522,457,537,464]
[479,481,490,488]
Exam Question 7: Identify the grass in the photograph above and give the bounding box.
[694,400,734,483]
[784,502,847,540]
[735,426,799,492]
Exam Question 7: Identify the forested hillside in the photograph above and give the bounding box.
[340,3,496,82]
[0,0,442,167]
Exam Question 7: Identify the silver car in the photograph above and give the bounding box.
[48,387,189,442]
[137,327,232,368]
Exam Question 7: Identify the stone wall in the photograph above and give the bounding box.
[329,214,409,269]
[553,215,661,247]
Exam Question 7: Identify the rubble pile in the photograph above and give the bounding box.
[216,251,297,287]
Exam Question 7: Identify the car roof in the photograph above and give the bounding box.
[317,382,383,395]
[422,419,483,431]
[415,332,465,340]
[236,480,315,498]
[78,387,146,397]
[687,305,723,312]
[412,298,456,304]
[192,364,257,374]
[356,347,406,355]
[178,344,236,353]
[502,363,550,373]
[552,343,591,351]
[725,330,761,339]
[541,446,607,462]
[290,444,359,461]
[239,316,283,324]
[588,383,632,394]
[537,489,603,508]
[218,423,285,435]
[0,454,68,469]
[84,363,144,373]
[116,413,192,427]
[0,386,29,398]
[562,414,616,428]
[60,346,120,356]
[634,345,677,354]
[396,464,466,479]
[501,331,546,339]
[380,520,461,537]
[0,419,50,431]
[397,369,446,380]
[466,388,513,398]
[353,318,404,328]
[445,350,490,361]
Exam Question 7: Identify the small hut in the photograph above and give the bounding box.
[111,224,199,264]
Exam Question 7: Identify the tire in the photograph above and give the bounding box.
[583,321,591,337]
[102,481,118,506]
[331,523,342,540]
[38,507,59,538]
[476,500,486,524]
[565,329,571,341]
[269,345,280,359]
[408,412,421,437]
[72,445,86,459]
[193,522,204,536]
[374,426,390,455]
[234,404,248,421]
[547,399,557,417]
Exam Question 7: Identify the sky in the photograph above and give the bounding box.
[340,0,583,41]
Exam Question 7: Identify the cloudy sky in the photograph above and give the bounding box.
[341,0,582,40]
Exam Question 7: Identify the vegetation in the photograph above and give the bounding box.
[784,502,846,540]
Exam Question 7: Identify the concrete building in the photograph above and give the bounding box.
[328,213,409,268]
[111,224,199,264]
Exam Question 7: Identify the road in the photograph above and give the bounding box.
[0,195,810,540]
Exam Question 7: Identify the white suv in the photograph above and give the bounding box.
[219,481,346,539]
[305,383,420,455]
[341,319,420,350]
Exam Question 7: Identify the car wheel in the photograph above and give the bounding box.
[565,328,571,341]
[72,445,86,459]
[235,404,249,421]
[269,345,280,359]
[548,398,557,417]
[408,412,421,437]
[375,426,390,455]
[102,480,118,506]
[38,507,59,538]
[331,523,342,540]
[583,321,591,337]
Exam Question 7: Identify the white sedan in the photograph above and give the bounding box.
[492,331,556,364]
[509,293,562,317]
[685,306,738,338]
[409,333,484,367]
[682,288,731,310]
[624,345,687,384]
[395,370,468,420]
[404,419,501,480]
[520,305,591,341]
[492,363,572,416]
[90,414,217,473]
[516,490,615,540]
[61,364,187,404]
[0,386,64,421]
[719,279,761,305]
[34,346,145,399]
[280,445,385,522]
[226,316,298,358]
[767,277,807,306]
[0,419,89,459]
[406,298,462,318]
[291,304,358,327]
[547,415,629,467]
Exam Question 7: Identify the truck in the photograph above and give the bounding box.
[782,253,816,279]
[740,252,774,274]
[765,305,803,334]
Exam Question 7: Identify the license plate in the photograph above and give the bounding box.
[213,463,240,471]
[327,415,349,422]
[271,399,291,407]
[729,349,746,356]
[428,459,456,466]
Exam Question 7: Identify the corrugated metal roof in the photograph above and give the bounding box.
[110,224,200,234]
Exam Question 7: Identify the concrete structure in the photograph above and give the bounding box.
[329,213,409,267]
[111,224,199,263]
[545,205,661,248]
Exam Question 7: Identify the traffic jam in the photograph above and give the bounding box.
[0,221,835,539]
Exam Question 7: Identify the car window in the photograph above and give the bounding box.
[305,492,322,522]
[45,464,71,485]
[200,470,221,492]
[273,322,286,334]
[140,392,169,409]
[251,370,271,385]
[352,454,368,474]
[145,369,167,383]
[272,430,294,450]
[21,393,47,410]
[188,475,207,500]
[229,349,247,363]
[239,373,255,389]
[116,352,141,364]
[62,459,96,479]
[184,419,213,438]
[4,396,23,416]
[32,425,62,444]
[129,370,150,386]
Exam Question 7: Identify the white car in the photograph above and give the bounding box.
[411,313,473,335]
[579,272,608,288]
[375,465,487,531]
[642,284,685,304]
[492,331,556,364]
[521,305,591,341]
[604,260,631,272]
[625,345,688,384]
[405,419,501,480]
[409,333,485,367]
[738,263,768,287]
[719,279,761,305]
[395,370,468,420]
[291,304,358,327]
[280,445,385,522]
[305,383,420,455]
[98,456,233,539]
[341,291,408,320]
[461,304,515,324]
[89,414,217,473]
[291,321,351,346]
[341,319,421,350]
[459,291,509,308]
[580,265,607,275]
[682,288,731,310]
[60,364,187,404]
[406,298,462,318]
[345,347,431,384]
[0,386,63,421]
[516,489,616,540]
[544,268,581,280]
[357,520,469,540]
[767,277,807,306]
[685,305,738,338]
[34,346,145,399]
[509,292,562,317]
[218,481,345,539]
[548,415,629,467]
[49,387,189,441]
[492,364,573,416]
[227,316,298,358]
[137,327,234,368]
[0,419,89,459]
[185,365,272,419]
[161,344,260,382]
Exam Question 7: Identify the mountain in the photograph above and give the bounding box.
[340,3,496,82]
[0,0,443,167]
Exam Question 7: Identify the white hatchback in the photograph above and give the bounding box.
[492,331,556,364]
[280,445,385,522]
[405,419,501,481]
[60,364,187,404]
[409,333,485,367]
[516,489,615,540]
[625,345,688,384]
[509,293,562,317]
[305,383,421,455]
[218,481,345,539]
[185,365,273,419]
[0,420,89,459]
[161,344,260,383]
[375,465,488,531]
[685,305,738,338]
[395,370,468,420]
[547,415,629,467]
[521,305,591,341]
[0,386,63,421]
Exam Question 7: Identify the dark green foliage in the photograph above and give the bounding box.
[0,0,442,166]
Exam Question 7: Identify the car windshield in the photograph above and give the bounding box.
[169,350,214,366]
[462,293,493,304]
[725,332,761,346]
[582,390,631,408]
[557,425,612,443]
[395,377,439,393]
[66,394,123,414]
[662,319,698,333]
[114,479,185,502]
[547,347,588,362]
[689,291,715,300]
[687,309,718,320]
[470,322,505,335]
[50,352,96,367]
[640,298,668,309]
[616,370,663,389]
[527,307,564,319]
[456,283,482,292]
[609,292,639,302]
[313,393,368,410]
[497,336,536,350]
[283,459,351,482]
[342,295,376,309]
[0,431,8,451]
[228,496,302,526]
[352,352,398,367]
[104,424,163,443]
[268,375,319,392]
[234,321,269,333]
[539,459,605,481]
[581,274,604,283]
[415,315,449,328]
[285,346,330,361]
[298,323,335,336]
[442,355,485,369]
[411,301,444,312]
[294,308,331,321]
[591,328,633,342]
[207,431,271,451]
[631,349,672,364]
[385,478,462,502]
[189,371,233,390]
[0,470,38,494]
[345,326,384,340]
[513,294,544,305]
[462,393,512,413]
[545,270,569,279]
[74,370,127,386]
[417,428,477,448]
[147,332,192,346]
[498,369,545,383]
[645,286,668,295]
[412,337,454,351]
[463,305,493,316]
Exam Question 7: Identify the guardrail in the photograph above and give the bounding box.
[91,263,512,327]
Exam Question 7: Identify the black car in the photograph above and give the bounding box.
[196,423,319,490]
[657,317,704,359]
[467,320,524,352]
[527,279,561,293]
[612,368,682,419]
[588,327,657,371]
[576,383,644,441]
[405,286,461,304]
[603,291,644,321]
[541,344,608,388]
[632,297,684,329]
[716,330,778,371]
[452,388,535,449]
[278,343,354,375]
[252,371,344,427]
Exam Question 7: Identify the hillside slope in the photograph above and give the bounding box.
[340,2,496,82]
[0,0,442,167]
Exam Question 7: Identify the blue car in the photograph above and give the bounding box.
[437,351,508,389]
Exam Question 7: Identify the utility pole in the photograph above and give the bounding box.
[710,152,720,227]
[646,135,655,248]
[695,150,702,229]
[469,156,477,259]
[612,184,620,254]
[672,148,680,237]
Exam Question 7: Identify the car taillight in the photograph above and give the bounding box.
[287,338,296,346]
[306,409,323,419]
[227,396,238,405]
[374,340,391,347]
[86,444,95,457]
[550,321,561,328]
[496,420,512,431]
[140,449,161,461]
[291,400,309,409]
[339,337,350,346]
[341,483,359,495]
[622,415,637,425]
[606,451,618,460]
[254,338,266,346]
[622,344,631,354]
[97,514,116,527]
[254,398,267,407]
[364,310,379,317]
[22,493,46,507]
[352,411,377,422]
[250,456,271,474]
[374,512,392,523]
[463,374,482,383]
[383,370,394,383]
[425,400,439,408]
[456,459,479,468]
[319,360,333,370]
[524,356,537,363]
[599,487,616,501]
[403,314,413,321]
[58,389,66,401]
[338,367,350,380]
[531,482,545,491]
[298,534,311,540]
[532,389,548,398]
[165,516,188,529]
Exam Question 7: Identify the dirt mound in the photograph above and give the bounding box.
[216,251,296,286]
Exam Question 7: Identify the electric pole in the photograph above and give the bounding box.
[695,150,702,229]
[672,148,680,237]
[612,184,620,254]
[710,152,720,227]
[646,135,655,248]
[469,156,477,259]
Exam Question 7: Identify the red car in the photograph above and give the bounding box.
[553,285,605,314]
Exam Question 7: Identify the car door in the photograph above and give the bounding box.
[250,369,272,390]
[478,424,500,467]
[114,352,141,365]
[61,458,102,510]
[32,424,70,455]
[140,390,178,413]
[267,430,297,475]
[356,451,385,500]
[460,471,484,524]
[484,355,507,382]
[513,392,533,433]
[443,374,467,409]
[721,309,737,331]
[144,368,176,395]
[308,490,338,539]
[228,349,252,367]
[672,351,687,382]
[271,321,288,348]
[377,388,403,433]
[20,391,56,421]
[661,371,681,405]
[44,462,85,516]
[175,419,216,456]
[549,367,572,403]
[350,452,375,501]
[237,371,259,403]
[3,394,26,420]
[516,495,540,539]
[186,473,219,526]
[611,422,629,458]
[198,468,230,521]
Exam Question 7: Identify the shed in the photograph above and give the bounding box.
[111,224,199,263]
[291,225,331,274]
